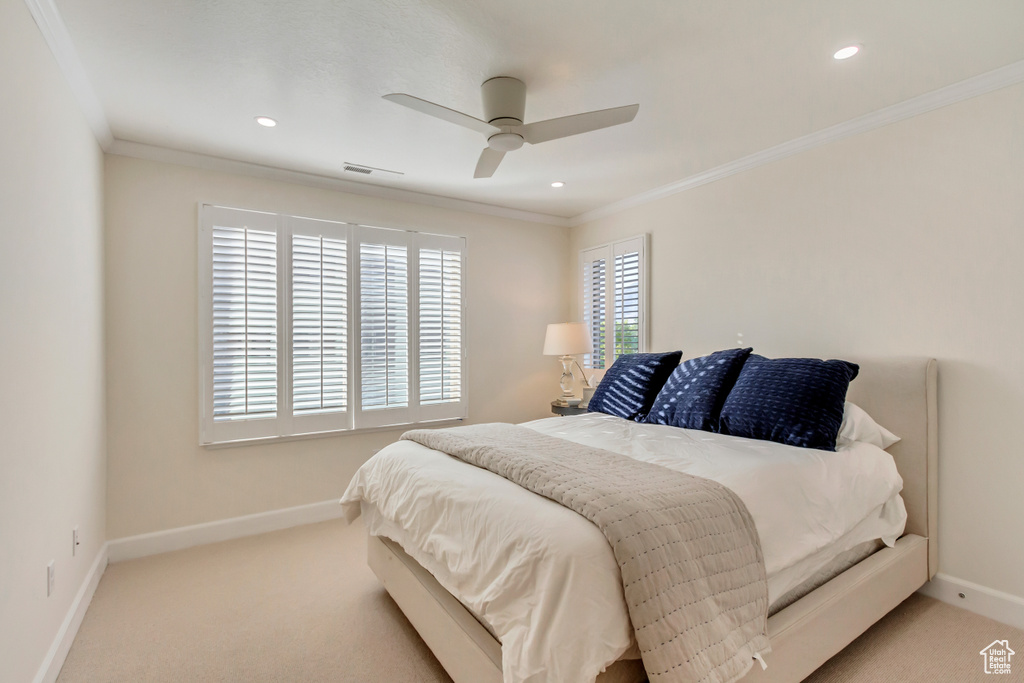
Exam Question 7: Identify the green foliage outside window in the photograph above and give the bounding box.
[589,318,639,369]
[614,319,639,356]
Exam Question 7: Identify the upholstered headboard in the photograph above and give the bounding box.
[841,357,938,578]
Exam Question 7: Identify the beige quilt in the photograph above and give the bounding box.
[402,423,770,683]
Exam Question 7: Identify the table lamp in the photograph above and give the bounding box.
[543,322,594,406]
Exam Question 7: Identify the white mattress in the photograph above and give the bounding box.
[341,413,907,683]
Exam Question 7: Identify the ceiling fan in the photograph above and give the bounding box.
[383,77,639,178]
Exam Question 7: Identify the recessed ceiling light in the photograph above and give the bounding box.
[551,181,565,188]
[255,116,277,127]
[833,45,860,60]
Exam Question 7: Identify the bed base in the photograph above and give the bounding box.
[742,534,927,682]
[369,532,928,683]
[365,356,938,682]
[369,535,502,683]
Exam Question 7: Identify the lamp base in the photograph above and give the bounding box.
[557,355,577,404]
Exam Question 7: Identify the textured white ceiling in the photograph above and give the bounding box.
[55,0,1024,218]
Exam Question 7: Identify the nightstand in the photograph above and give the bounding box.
[551,401,588,416]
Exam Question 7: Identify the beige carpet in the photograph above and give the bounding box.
[58,518,450,683]
[58,519,1022,682]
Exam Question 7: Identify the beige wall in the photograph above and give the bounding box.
[104,155,568,538]
[570,83,1024,600]
[0,1,107,681]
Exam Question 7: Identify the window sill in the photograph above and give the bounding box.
[201,417,465,450]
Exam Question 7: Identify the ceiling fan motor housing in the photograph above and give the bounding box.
[482,76,526,125]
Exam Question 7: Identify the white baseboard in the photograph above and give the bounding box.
[107,499,346,563]
[30,500,345,682]
[918,573,1024,630]
[33,543,108,683]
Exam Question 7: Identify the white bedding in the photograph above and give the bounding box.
[340,413,907,683]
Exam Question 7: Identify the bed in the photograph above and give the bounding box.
[341,356,937,683]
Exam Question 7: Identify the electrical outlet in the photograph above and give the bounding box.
[47,561,55,597]
[73,527,80,557]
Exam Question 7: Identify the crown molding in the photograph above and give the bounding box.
[23,0,113,148]
[107,140,573,227]
[27,0,1023,230]
[571,58,1024,226]
[24,0,569,226]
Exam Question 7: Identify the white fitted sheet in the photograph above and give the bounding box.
[341,413,907,683]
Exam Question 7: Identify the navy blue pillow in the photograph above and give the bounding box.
[718,355,859,451]
[587,351,683,422]
[645,348,753,431]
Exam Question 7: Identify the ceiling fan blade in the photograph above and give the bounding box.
[383,93,498,136]
[518,104,639,145]
[474,148,505,178]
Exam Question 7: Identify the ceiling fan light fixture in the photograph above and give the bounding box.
[487,132,525,152]
[255,116,277,127]
[833,45,860,60]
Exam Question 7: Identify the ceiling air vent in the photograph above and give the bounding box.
[342,162,404,176]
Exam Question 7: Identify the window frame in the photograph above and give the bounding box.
[198,204,467,446]
[579,234,649,370]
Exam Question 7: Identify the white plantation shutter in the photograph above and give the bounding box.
[289,217,352,434]
[212,225,278,419]
[200,206,466,444]
[614,247,641,357]
[358,239,410,422]
[580,235,647,369]
[202,207,280,443]
[418,234,466,421]
[581,255,607,369]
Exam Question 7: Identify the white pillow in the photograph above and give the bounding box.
[836,402,900,449]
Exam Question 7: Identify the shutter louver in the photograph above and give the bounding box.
[583,257,607,369]
[419,248,463,404]
[360,243,409,410]
[614,250,641,357]
[292,234,347,415]
[211,225,278,421]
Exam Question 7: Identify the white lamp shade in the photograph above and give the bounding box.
[543,322,593,356]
